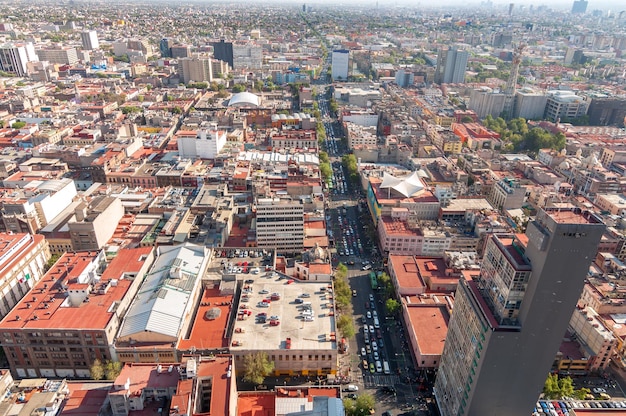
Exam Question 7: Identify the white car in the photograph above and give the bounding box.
[366,311,372,319]
[361,347,366,357]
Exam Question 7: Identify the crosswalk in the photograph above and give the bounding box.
[363,374,400,388]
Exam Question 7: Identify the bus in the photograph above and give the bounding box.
[369,272,378,290]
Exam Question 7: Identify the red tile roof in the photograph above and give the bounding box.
[0,247,153,330]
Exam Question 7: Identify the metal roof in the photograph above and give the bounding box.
[117,243,207,340]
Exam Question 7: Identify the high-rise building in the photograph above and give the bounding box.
[233,43,262,70]
[255,197,305,253]
[513,88,548,120]
[435,47,468,84]
[544,90,589,122]
[159,38,173,58]
[177,56,214,84]
[434,208,604,416]
[80,30,99,50]
[0,42,37,77]
[331,49,350,81]
[211,40,233,68]
[468,87,506,119]
[571,0,588,13]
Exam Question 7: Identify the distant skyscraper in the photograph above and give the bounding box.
[435,47,468,84]
[212,40,233,69]
[331,49,349,81]
[302,3,306,12]
[80,30,99,51]
[571,0,588,13]
[434,208,604,416]
[0,42,38,77]
[159,38,173,58]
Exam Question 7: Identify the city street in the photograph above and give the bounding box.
[319,89,431,414]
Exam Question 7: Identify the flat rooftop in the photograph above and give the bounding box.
[388,255,426,292]
[231,276,336,351]
[544,208,601,225]
[177,287,233,351]
[405,304,449,356]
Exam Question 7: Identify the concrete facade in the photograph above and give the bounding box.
[434,208,605,416]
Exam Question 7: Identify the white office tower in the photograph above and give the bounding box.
[81,30,100,50]
[0,43,38,77]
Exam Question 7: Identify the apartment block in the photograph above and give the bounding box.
[0,233,50,319]
[68,196,125,251]
[0,247,155,378]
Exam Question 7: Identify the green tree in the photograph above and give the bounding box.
[121,106,142,114]
[344,392,376,416]
[171,106,183,114]
[43,254,61,273]
[573,387,591,400]
[385,298,401,315]
[104,361,122,380]
[12,121,26,129]
[337,315,356,338]
[335,263,348,279]
[461,116,474,123]
[90,359,104,380]
[242,352,274,385]
[542,374,576,400]
[254,80,264,92]
[232,84,246,93]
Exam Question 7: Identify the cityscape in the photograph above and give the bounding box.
[0,0,623,415]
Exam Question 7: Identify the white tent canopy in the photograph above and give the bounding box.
[379,171,426,198]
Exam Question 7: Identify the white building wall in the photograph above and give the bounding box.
[331,50,349,81]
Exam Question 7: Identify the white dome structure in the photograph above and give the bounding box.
[379,171,426,198]
[228,91,260,107]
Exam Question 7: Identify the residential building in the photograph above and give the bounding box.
[569,305,616,372]
[436,47,468,84]
[81,30,99,50]
[0,247,155,378]
[110,356,237,416]
[0,178,78,234]
[232,43,262,70]
[434,208,604,416]
[0,233,50,319]
[0,42,38,77]
[68,196,125,251]
[177,126,227,159]
[255,197,304,253]
[544,90,589,122]
[331,50,349,81]
[177,56,214,84]
[488,178,527,211]
[36,47,78,65]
